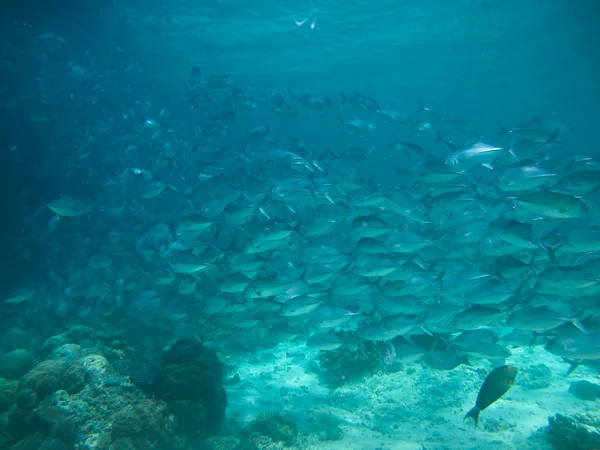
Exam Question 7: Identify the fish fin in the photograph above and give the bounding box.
[419,324,433,336]
[562,358,580,376]
[464,406,481,428]
[546,245,558,268]
[496,121,508,135]
[508,146,520,163]
[400,334,416,346]
[565,318,589,335]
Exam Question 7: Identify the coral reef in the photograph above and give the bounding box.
[153,338,227,436]
[246,413,298,446]
[316,338,381,388]
[544,413,600,450]
[0,332,231,450]
[20,359,85,399]
[111,358,158,386]
[0,350,36,380]
[0,377,18,413]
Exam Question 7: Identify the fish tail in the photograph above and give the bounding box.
[546,245,558,268]
[464,406,481,428]
[562,358,580,376]
[567,318,589,335]
[496,120,508,135]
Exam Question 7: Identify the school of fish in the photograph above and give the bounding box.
[2,30,600,377]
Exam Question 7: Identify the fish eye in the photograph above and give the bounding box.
[534,281,541,289]
[511,203,516,209]
[581,205,587,212]
[568,127,573,132]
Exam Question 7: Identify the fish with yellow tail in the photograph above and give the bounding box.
[464,365,518,428]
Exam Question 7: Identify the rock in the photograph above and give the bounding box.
[248,412,298,446]
[518,363,552,390]
[569,380,600,401]
[41,334,70,357]
[545,413,600,450]
[81,354,112,381]
[0,377,18,413]
[7,433,46,450]
[111,399,167,440]
[38,390,79,444]
[20,360,70,399]
[168,400,207,442]
[153,339,227,436]
[201,436,241,450]
[52,344,82,361]
[0,349,35,380]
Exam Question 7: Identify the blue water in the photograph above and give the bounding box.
[1,0,600,448]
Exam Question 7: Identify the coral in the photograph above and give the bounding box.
[4,388,49,445]
[80,354,112,382]
[41,334,70,357]
[65,325,97,345]
[201,436,241,450]
[0,349,36,380]
[0,377,18,413]
[316,337,380,388]
[7,433,46,450]
[153,339,227,436]
[246,413,298,446]
[36,378,181,450]
[168,400,207,443]
[0,345,201,450]
[20,360,70,399]
[111,358,158,386]
[52,343,82,361]
[110,399,167,440]
[545,413,600,450]
[518,363,552,390]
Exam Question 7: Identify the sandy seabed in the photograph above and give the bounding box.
[224,342,599,450]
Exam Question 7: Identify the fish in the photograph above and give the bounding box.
[508,118,574,143]
[464,365,518,428]
[9,52,600,417]
[46,197,89,217]
[307,332,343,351]
[544,334,600,360]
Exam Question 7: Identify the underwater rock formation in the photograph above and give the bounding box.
[247,412,298,446]
[316,339,380,388]
[545,413,600,450]
[568,380,600,401]
[153,338,227,436]
[0,350,36,380]
[0,377,18,413]
[0,333,230,450]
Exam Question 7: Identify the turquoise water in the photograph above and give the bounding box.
[1,1,600,449]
